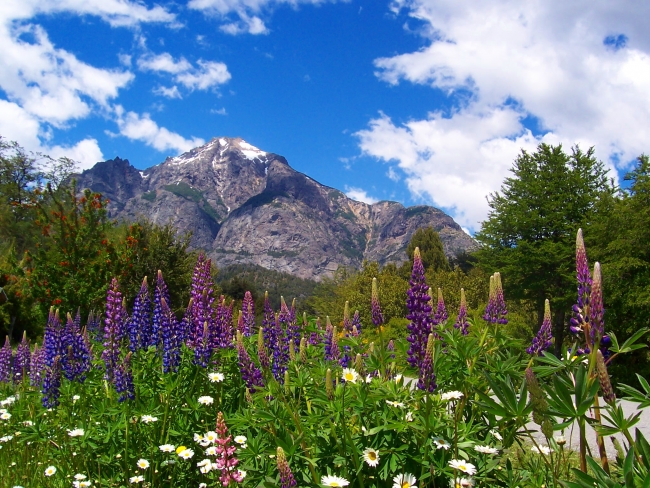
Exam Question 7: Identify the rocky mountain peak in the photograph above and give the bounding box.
[73,137,477,280]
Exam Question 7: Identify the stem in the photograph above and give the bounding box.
[420,395,432,483]
[341,382,348,477]
[579,416,587,473]
[591,396,610,474]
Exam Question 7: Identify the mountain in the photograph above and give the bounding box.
[72,137,477,280]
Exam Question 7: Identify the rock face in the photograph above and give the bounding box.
[73,137,477,280]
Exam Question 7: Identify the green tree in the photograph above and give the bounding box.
[406,226,450,272]
[475,143,613,354]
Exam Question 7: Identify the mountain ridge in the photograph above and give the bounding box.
[72,137,477,280]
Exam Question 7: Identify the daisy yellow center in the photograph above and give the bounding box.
[367,452,377,460]
[331,483,341,487]
[344,373,354,380]
[401,483,410,488]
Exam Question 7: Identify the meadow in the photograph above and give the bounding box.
[0,231,648,488]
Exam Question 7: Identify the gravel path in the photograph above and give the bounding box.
[526,399,650,460]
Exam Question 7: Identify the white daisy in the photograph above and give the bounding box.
[1,412,11,420]
[555,435,567,446]
[234,435,247,445]
[386,400,405,408]
[205,431,218,443]
[72,395,81,403]
[341,368,359,383]
[178,448,195,459]
[208,372,225,383]
[141,415,158,423]
[197,396,214,405]
[474,445,498,454]
[129,475,144,484]
[449,459,476,476]
[74,474,87,480]
[392,472,417,488]
[73,482,91,488]
[432,437,451,450]
[136,459,150,470]
[205,446,217,456]
[44,466,57,476]
[395,374,403,383]
[441,391,464,401]
[159,444,175,453]
[362,447,380,467]
[489,429,503,441]
[405,411,414,422]
[321,475,350,486]
[197,459,213,474]
[238,470,247,479]
[531,445,552,455]
[450,477,474,487]
[68,428,84,437]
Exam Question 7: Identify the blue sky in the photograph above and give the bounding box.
[1,0,649,232]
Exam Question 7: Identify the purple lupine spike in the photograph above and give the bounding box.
[194,321,212,368]
[241,291,255,336]
[435,288,448,324]
[371,278,384,327]
[43,308,65,367]
[30,344,46,387]
[62,313,77,380]
[287,298,301,351]
[237,310,245,336]
[114,351,135,402]
[14,331,30,383]
[188,254,215,350]
[576,229,592,309]
[73,308,81,330]
[589,262,605,344]
[63,313,91,382]
[257,326,270,369]
[351,310,362,336]
[494,273,508,324]
[454,288,470,335]
[527,299,553,355]
[483,274,496,322]
[180,298,194,346]
[236,336,264,392]
[406,247,433,369]
[0,335,12,383]
[276,447,297,488]
[161,298,181,373]
[41,355,62,408]
[130,277,151,351]
[272,312,290,382]
[309,316,323,345]
[102,278,126,382]
[86,310,101,341]
[262,291,277,359]
[323,318,334,361]
[328,323,341,363]
[213,297,234,349]
[417,333,437,392]
[151,270,170,348]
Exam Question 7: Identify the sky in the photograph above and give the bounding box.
[1,0,649,233]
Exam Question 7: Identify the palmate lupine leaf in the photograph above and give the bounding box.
[618,373,650,408]
[607,328,650,354]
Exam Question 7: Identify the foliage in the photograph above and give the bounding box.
[475,144,613,353]
[406,226,450,272]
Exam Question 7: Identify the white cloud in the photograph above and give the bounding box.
[344,185,379,204]
[211,107,228,115]
[139,53,231,93]
[115,108,205,153]
[359,0,650,231]
[188,0,341,35]
[386,166,400,182]
[48,138,104,170]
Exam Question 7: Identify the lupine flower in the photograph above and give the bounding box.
[371,277,384,327]
[213,297,234,349]
[43,308,65,367]
[241,291,255,336]
[262,292,277,358]
[236,337,264,392]
[454,289,470,335]
[589,263,605,343]
[272,311,290,382]
[299,337,307,363]
[284,297,301,352]
[0,336,12,383]
[63,313,91,383]
[129,277,151,351]
[102,278,126,382]
[42,355,62,408]
[13,331,30,383]
[161,298,182,373]
[326,368,334,399]
[596,350,615,404]
[151,270,170,348]
[324,320,340,362]
[575,229,592,310]
[417,333,437,392]
[114,352,135,402]
[484,272,508,324]
[309,314,321,345]
[406,248,433,369]
[29,344,45,387]
[257,327,270,369]
[527,299,553,355]
[276,446,297,488]
[214,411,244,485]
[351,310,362,337]
[434,288,448,324]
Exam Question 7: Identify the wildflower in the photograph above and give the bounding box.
[176,445,187,454]
[474,445,498,454]
[241,291,255,336]
[236,339,264,392]
[73,482,92,488]
[531,445,552,455]
[454,289,470,335]
[441,391,463,401]
[68,428,84,437]
[527,299,553,355]
[159,444,175,452]
[433,436,451,450]
[238,470,247,479]
[197,396,214,405]
[206,446,217,455]
[197,458,213,474]
[417,333,437,393]
[74,474,87,481]
[277,446,297,488]
[322,475,350,486]
[433,287,448,324]
[0,412,11,420]
[362,447,380,467]
[136,459,150,469]
[178,448,195,459]
[405,411,414,422]
[72,395,80,403]
[141,415,158,423]
[342,368,359,384]
[0,435,14,442]
[129,475,144,484]
[234,435,247,447]
[450,478,474,487]
[44,465,57,476]
[371,277,384,327]
[214,411,244,484]
[406,248,433,369]
[205,431,218,443]
[555,435,567,446]
[393,473,417,488]
[14,331,30,382]
[208,372,225,382]
[449,459,476,476]
[23,420,33,426]
[386,400,405,408]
